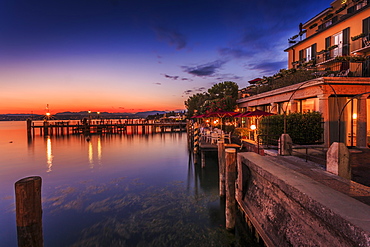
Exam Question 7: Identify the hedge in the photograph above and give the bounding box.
[259,111,324,145]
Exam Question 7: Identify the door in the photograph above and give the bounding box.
[333,32,343,57]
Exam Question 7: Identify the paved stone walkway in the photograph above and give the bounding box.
[262,147,370,206]
[350,148,370,188]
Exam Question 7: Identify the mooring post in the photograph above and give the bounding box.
[193,122,200,164]
[43,121,49,136]
[225,148,237,231]
[26,119,32,136]
[15,176,43,247]
[218,140,226,197]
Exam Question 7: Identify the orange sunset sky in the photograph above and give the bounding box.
[0,0,330,115]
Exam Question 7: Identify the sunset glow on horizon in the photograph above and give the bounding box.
[0,0,331,115]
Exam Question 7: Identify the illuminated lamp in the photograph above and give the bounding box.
[250,124,257,130]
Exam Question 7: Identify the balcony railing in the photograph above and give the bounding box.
[351,34,370,54]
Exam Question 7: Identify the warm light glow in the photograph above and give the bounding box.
[88,140,94,169]
[46,112,51,116]
[353,113,357,120]
[46,136,53,172]
[97,136,102,165]
[97,112,100,114]
[88,110,91,114]
[250,124,257,130]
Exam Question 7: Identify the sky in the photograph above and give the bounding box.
[0,0,331,114]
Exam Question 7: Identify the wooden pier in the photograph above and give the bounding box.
[27,119,187,136]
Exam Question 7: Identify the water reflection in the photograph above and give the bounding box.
[97,136,102,162]
[88,140,94,169]
[46,136,53,172]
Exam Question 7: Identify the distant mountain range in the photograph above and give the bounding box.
[0,110,177,121]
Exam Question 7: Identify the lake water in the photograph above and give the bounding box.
[0,121,254,246]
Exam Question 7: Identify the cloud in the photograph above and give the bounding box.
[246,60,287,75]
[218,48,253,59]
[215,74,243,81]
[162,74,190,81]
[154,82,161,85]
[182,87,206,95]
[153,27,187,50]
[182,60,227,77]
[164,74,179,80]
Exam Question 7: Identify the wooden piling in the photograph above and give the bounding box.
[193,123,200,164]
[43,121,48,136]
[15,176,43,247]
[27,119,32,136]
[218,140,226,197]
[225,148,237,231]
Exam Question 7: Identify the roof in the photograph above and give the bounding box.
[248,78,263,84]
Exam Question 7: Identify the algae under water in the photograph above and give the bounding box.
[0,121,257,246]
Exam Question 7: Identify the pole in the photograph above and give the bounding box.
[15,176,43,247]
[218,140,226,197]
[225,148,237,231]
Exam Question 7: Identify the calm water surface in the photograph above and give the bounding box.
[0,121,249,246]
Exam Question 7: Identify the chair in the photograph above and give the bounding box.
[337,69,350,77]
[223,132,232,144]
[210,132,220,144]
[363,37,370,47]
[204,130,212,142]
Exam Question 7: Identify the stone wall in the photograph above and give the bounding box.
[236,152,370,247]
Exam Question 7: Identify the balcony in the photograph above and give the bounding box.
[351,34,370,55]
[240,57,370,98]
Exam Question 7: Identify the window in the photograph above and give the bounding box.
[333,31,343,57]
[305,47,312,62]
[278,102,291,114]
[299,98,319,113]
[356,0,368,10]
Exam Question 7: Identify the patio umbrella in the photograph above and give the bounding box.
[206,110,238,130]
[243,109,275,117]
[234,111,251,117]
[205,110,238,118]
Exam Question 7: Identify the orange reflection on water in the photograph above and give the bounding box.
[88,140,94,169]
[46,136,53,172]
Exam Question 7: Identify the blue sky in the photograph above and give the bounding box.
[0,0,331,114]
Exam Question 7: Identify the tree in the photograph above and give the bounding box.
[205,81,238,112]
[184,93,208,117]
[184,81,239,118]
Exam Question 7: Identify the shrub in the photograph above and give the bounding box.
[233,128,249,137]
[259,111,323,144]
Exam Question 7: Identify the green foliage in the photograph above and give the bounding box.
[259,111,323,144]
[184,81,239,117]
[248,69,316,95]
[233,128,250,137]
[184,93,208,117]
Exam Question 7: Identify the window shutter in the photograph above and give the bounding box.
[299,49,304,61]
[343,28,350,56]
[311,43,317,61]
[325,36,331,60]
[363,17,370,35]
[347,6,355,14]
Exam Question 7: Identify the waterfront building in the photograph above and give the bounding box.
[237,0,370,148]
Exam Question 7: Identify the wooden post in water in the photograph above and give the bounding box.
[27,119,32,137]
[43,121,49,136]
[15,176,43,247]
[218,140,226,197]
[193,122,200,164]
[225,148,237,231]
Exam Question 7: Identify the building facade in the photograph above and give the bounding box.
[237,0,370,148]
